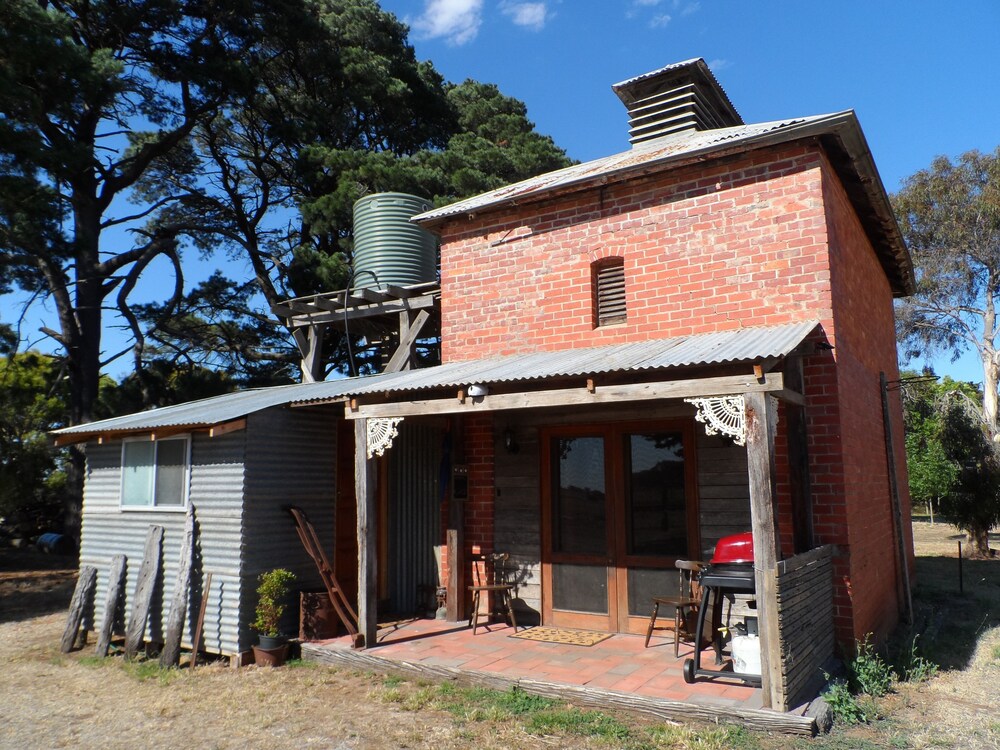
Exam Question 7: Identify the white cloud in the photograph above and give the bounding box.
[649,13,672,28]
[707,58,731,72]
[672,0,700,16]
[500,2,550,30]
[410,0,484,46]
[627,0,661,19]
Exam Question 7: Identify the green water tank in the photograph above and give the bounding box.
[352,192,437,290]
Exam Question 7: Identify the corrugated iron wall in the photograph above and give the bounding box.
[79,404,338,657]
[387,420,443,616]
[243,405,337,651]
[80,431,247,656]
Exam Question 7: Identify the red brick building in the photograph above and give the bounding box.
[59,59,913,715]
[408,59,913,654]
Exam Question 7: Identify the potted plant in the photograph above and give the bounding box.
[251,568,296,666]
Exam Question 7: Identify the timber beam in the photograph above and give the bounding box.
[345,372,803,420]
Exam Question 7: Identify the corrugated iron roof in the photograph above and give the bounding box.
[54,322,818,438]
[52,383,327,436]
[290,320,819,404]
[412,113,840,226]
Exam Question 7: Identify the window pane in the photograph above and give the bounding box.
[122,442,154,506]
[154,439,188,506]
[625,432,687,556]
[552,436,606,555]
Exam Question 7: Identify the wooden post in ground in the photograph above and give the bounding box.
[745,392,782,710]
[95,554,127,657]
[125,525,164,660]
[356,418,377,648]
[189,572,213,669]
[160,508,196,667]
[61,565,97,653]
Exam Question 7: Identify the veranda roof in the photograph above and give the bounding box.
[52,320,819,440]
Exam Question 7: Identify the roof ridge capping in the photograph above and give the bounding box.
[612,58,743,145]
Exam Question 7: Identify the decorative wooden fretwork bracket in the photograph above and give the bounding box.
[367,417,403,458]
[684,395,747,446]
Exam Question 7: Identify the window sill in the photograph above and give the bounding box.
[119,505,188,513]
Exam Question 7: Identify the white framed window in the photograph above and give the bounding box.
[120,436,191,510]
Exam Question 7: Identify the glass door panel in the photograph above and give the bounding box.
[624,432,687,558]
[543,423,697,634]
[552,436,606,555]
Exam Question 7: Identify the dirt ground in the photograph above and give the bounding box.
[1,524,998,750]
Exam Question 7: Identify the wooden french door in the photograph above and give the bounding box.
[540,421,699,634]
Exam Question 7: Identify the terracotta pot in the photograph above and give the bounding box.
[252,644,290,667]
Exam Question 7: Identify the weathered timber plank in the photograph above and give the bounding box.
[446,528,460,622]
[776,561,833,587]
[95,555,127,657]
[745,392,781,709]
[776,546,833,575]
[776,574,833,602]
[348,373,789,419]
[300,644,817,735]
[355,419,377,649]
[189,572,213,670]
[288,294,437,326]
[384,309,430,373]
[125,525,164,659]
[160,508,196,667]
[61,565,97,653]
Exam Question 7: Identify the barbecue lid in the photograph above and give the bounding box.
[711,531,754,564]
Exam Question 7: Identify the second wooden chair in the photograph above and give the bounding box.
[644,560,704,657]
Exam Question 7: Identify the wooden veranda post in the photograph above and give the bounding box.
[355,418,378,648]
[744,391,782,709]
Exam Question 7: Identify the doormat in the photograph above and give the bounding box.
[510,626,613,647]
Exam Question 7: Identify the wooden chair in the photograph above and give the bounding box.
[644,560,704,656]
[468,552,519,635]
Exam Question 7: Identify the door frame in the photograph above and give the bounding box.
[539,418,700,633]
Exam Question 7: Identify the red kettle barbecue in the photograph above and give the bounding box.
[682,532,762,686]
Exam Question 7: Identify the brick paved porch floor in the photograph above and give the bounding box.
[307,617,763,710]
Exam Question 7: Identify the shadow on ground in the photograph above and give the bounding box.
[909,555,1000,670]
[0,547,77,624]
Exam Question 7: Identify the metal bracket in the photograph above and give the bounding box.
[366,417,403,458]
[685,395,747,446]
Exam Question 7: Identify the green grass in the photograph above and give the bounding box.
[370,679,772,749]
[77,652,179,685]
[284,658,317,670]
[525,708,632,741]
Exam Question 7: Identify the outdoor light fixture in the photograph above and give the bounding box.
[467,383,489,398]
[504,428,519,454]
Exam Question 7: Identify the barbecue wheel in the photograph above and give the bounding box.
[683,658,695,684]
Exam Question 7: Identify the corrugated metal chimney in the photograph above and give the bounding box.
[612,58,743,145]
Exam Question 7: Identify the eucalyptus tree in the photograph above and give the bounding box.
[894,148,1000,432]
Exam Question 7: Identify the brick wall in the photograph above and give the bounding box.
[822,156,912,642]
[438,414,496,614]
[432,141,907,645]
[438,144,833,360]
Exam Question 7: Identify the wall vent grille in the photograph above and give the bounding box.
[595,260,626,326]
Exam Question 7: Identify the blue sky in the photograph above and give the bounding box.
[378,0,1000,383]
[4,1,998,383]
